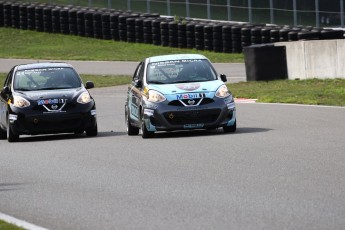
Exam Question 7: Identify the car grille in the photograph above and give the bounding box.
[163,109,221,125]
[32,103,76,112]
[168,98,214,107]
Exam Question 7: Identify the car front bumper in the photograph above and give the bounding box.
[8,104,97,135]
[142,97,236,132]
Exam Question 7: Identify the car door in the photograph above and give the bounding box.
[0,69,14,127]
[128,61,145,124]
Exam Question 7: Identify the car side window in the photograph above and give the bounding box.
[4,68,14,88]
[133,61,144,82]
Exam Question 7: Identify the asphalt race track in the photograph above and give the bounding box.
[1,61,345,230]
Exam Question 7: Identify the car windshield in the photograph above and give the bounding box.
[146,59,217,84]
[13,67,82,91]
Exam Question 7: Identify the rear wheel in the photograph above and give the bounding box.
[86,123,98,137]
[223,120,236,133]
[141,116,154,139]
[126,110,139,135]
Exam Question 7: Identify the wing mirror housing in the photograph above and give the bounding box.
[2,86,10,94]
[1,86,10,99]
[134,79,142,88]
[220,74,227,82]
[85,81,94,89]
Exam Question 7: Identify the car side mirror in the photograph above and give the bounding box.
[220,74,227,82]
[134,79,142,88]
[1,86,10,99]
[85,81,94,89]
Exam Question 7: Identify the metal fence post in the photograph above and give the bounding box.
[227,0,231,21]
[293,0,297,26]
[88,0,92,7]
[108,0,111,9]
[270,0,274,24]
[315,0,319,28]
[147,0,150,13]
[167,0,171,16]
[128,0,131,11]
[207,0,211,19]
[186,0,190,18]
[248,0,252,23]
[341,0,344,27]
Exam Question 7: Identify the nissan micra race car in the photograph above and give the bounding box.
[125,54,236,138]
[0,62,98,142]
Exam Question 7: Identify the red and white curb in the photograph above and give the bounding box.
[235,98,257,103]
[0,212,49,230]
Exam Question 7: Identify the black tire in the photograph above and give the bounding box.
[85,123,98,137]
[7,122,19,142]
[0,127,7,140]
[126,110,139,136]
[141,115,154,139]
[223,120,236,133]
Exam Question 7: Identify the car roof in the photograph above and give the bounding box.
[15,62,74,71]
[147,54,208,63]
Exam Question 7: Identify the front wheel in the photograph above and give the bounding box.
[223,120,236,133]
[7,122,19,142]
[126,110,139,135]
[141,118,154,139]
[0,127,7,139]
[86,123,98,137]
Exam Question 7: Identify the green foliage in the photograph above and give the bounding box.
[0,220,26,230]
[0,28,243,63]
[174,15,187,24]
[228,79,345,106]
[80,75,132,87]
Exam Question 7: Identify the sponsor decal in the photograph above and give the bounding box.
[176,107,208,111]
[235,98,257,103]
[226,102,235,110]
[9,114,18,121]
[176,83,200,91]
[144,109,154,116]
[184,124,204,129]
[130,103,139,119]
[37,99,66,105]
[176,93,205,100]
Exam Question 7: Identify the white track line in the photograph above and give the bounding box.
[0,212,49,230]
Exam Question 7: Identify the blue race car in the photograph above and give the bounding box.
[125,54,236,138]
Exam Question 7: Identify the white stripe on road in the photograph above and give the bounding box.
[0,212,49,230]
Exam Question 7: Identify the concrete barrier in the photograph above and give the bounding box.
[275,39,345,80]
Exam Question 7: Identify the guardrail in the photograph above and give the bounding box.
[0,1,344,54]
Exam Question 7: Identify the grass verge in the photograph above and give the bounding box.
[228,78,345,107]
[0,220,25,230]
[0,28,244,63]
[1,74,344,106]
[0,27,344,107]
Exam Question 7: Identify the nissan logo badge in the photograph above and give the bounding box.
[188,100,195,105]
[51,104,58,110]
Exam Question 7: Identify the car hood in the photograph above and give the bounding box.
[15,88,84,101]
[147,80,224,95]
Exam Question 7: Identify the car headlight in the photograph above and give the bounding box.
[13,96,31,108]
[77,92,92,104]
[215,85,231,98]
[147,90,166,103]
